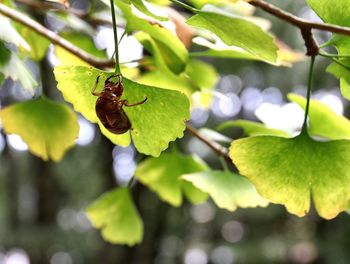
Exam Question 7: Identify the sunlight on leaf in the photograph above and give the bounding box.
[230,131,350,219]
[86,187,143,246]
[0,97,79,161]
[54,66,190,156]
[131,0,168,21]
[288,93,350,140]
[187,11,278,63]
[135,152,209,206]
[217,119,289,137]
[182,170,269,211]
[117,1,188,68]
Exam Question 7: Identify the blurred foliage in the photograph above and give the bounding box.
[1,0,350,263]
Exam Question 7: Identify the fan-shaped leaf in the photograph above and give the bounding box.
[230,131,350,219]
[86,187,143,246]
[135,152,209,206]
[0,97,79,161]
[182,170,269,211]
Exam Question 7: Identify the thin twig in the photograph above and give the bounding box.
[0,3,114,69]
[186,124,233,164]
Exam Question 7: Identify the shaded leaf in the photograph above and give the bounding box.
[288,93,350,140]
[217,119,289,137]
[230,131,350,219]
[135,152,209,206]
[326,59,350,99]
[187,11,277,62]
[185,59,218,90]
[15,24,50,60]
[182,170,269,211]
[0,97,79,161]
[0,41,10,66]
[86,187,143,246]
[0,53,37,95]
[54,66,190,156]
[55,32,107,66]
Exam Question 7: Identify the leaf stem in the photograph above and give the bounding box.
[127,176,135,188]
[302,56,316,132]
[219,156,229,172]
[319,52,350,72]
[169,0,198,13]
[110,0,121,74]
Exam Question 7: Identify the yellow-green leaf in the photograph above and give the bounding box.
[288,93,350,140]
[0,97,79,161]
[135,152,209,206]
[230,131,350,219]
[86,187,143,246]
[182,170,269,211]
[54,66,190,156]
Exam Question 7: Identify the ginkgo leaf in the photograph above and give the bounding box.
[15,24,50,60]
[230,131,350,219]
[0,15,30,51]
[326,59,350,99]
[0,52,37,95]
[86,187,143,246]
[217,119,289,137]
[130,0,168,21]
[0,97,79,161]
[182,170,269,211]
[54,66,190,156]
[117,1,188,70]
[135,151,209,206]
[288,94,350,140]
[187,11,278,63]
[306,0,350,99]
[0,41,10,66]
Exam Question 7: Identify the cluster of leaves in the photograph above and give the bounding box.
[1,0,350,246]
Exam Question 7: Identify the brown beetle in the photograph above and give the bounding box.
[91,74,147,134]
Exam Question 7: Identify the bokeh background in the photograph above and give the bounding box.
[1,0,350,263]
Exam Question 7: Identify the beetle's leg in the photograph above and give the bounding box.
[91,76,101,96]
[123,97,148,107]
[105,74,122,84]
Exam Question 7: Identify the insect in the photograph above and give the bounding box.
[91,74,147,134]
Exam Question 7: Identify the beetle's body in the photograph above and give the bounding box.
[95,92,131,134]
[91,74,147,134]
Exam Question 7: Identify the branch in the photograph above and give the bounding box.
[186,124,234,165]
[249,0,350,36]
[249,0,350,56]
[0,3,114,69]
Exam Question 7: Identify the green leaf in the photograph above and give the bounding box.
[306,0,350,27]
[217,119,289,137]
[187,11,278,63]
[182,170,269,211]
[135,152,209,206]
[117,1,188,69]
[288,93,350,140]
[55,32,107,66]
[306,0,350,98]
[86,187,143,246]
[326,59,350,99]
[54,66,190,156]
[185,59,218,90]
[230,131,350,219]
[15,24,50,60]
[135,32,198,96]
[130,0,168,21]
[0,41,10,66]
[0,53,37,95]
[0,97,79,161]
